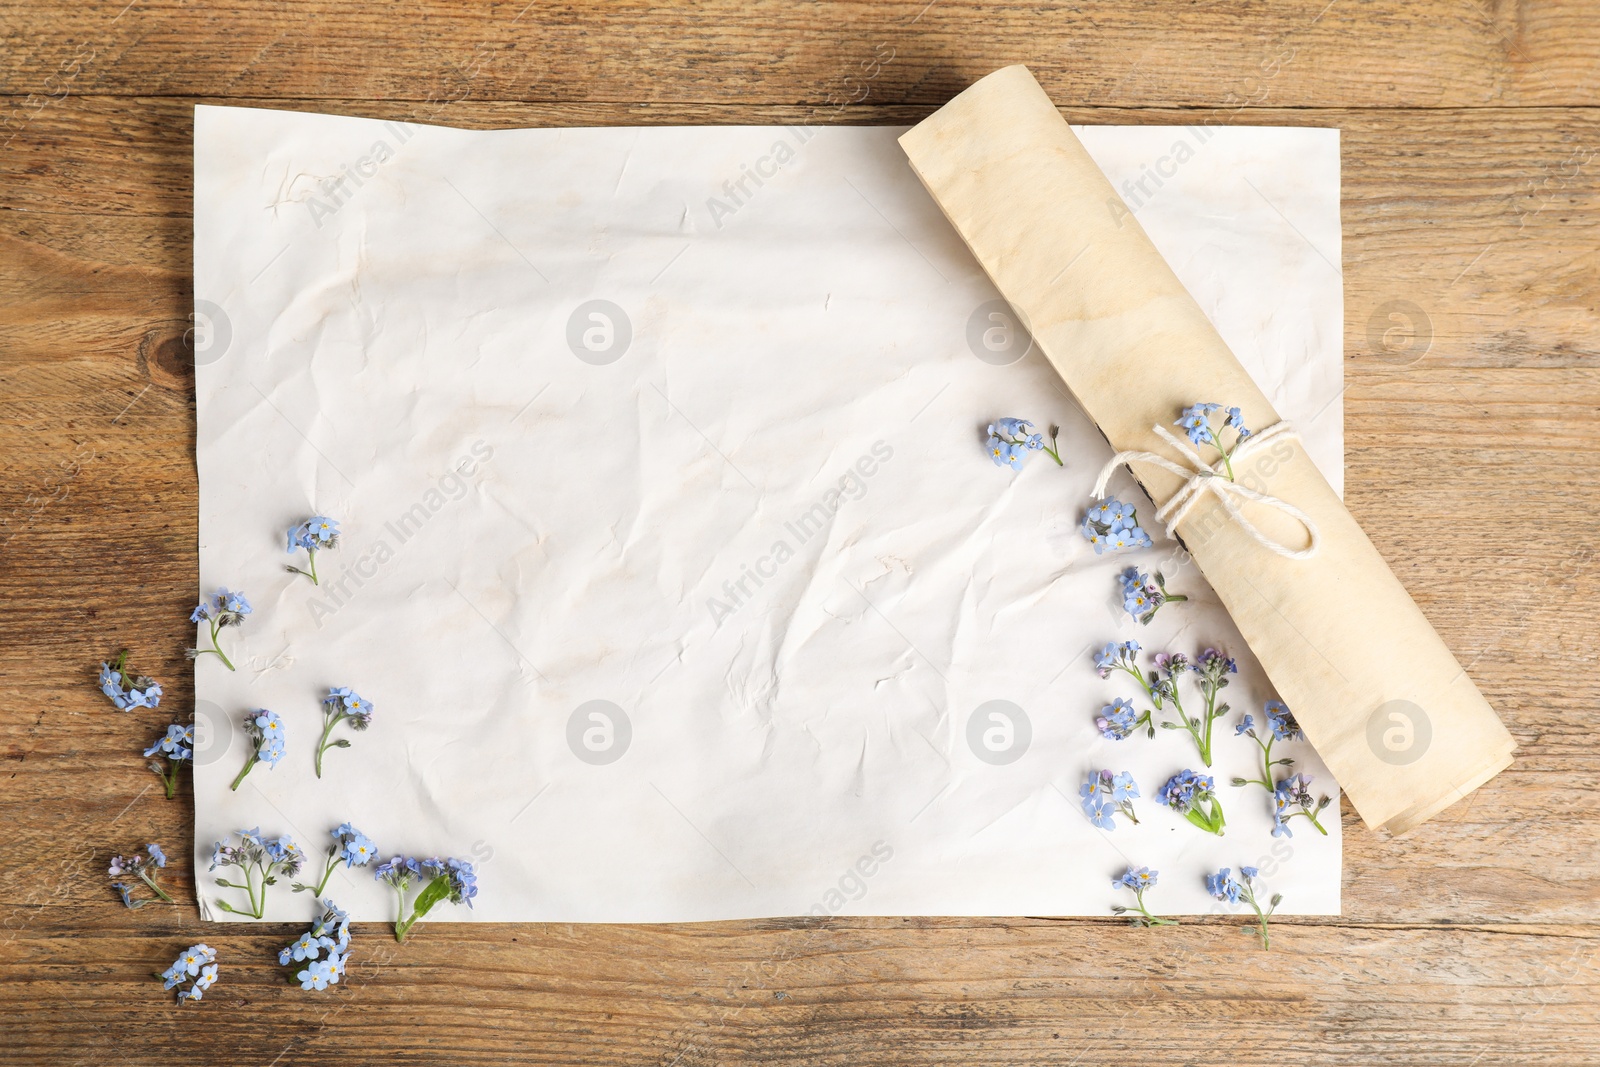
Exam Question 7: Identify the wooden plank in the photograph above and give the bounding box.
[1,0,1597,109]
[2,2,1598,1061]
[1,921,1598,1064]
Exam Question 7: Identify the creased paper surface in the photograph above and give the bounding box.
[194,104,1343,921]
[900,66,1514,835]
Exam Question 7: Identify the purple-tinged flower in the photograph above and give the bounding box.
[210,828,301,918]
[1095,697,1139,740]
[1157,769,1226,835]
[108,845,175,908]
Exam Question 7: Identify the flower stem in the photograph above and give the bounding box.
[314,855,337,897]
[204,621,236,671]
[137,870,174,904]
[1040,430,1064,467]
[230,753,258,791]
[1133,890,1178,927]
[308,549,320,586]
[163,761,181,799]
[315,710,347,778]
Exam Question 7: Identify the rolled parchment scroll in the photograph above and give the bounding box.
[901,65,1514,833]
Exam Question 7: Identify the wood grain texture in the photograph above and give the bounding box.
[1,1,1598,1063]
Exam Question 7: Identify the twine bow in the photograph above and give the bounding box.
[1091,421,1320,560]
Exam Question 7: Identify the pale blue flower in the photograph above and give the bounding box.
[1206,867,1243,904]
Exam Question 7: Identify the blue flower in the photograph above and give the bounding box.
[1093,640,1139,679]
[113,882,135,908]
[1083,499,1154,553]
[264,835,303,874]
[1265,700,1303,742]
[1156,769,1215,813]
[1225,406,1252,439]
[1206,868,1243,904]
[1115,866,1157,891]
[1240,866,1260,880]
[146,843,167,868]
[285,931,329,962]
[1235,714,1255,736]
[297,957,340,991]
[307,516,339,544]
[986,434,1024,470]
[144,722,193,761]
[1110,771,1138,803]
[218,589,252,616]
[172,944,215,980]
[98,653,162,711]
[445,858,479,907]
[334,824,378,868]
[1177,403,1221,446]
[985,418,1062,471]
[1095,698,1138,740]
[188,589,250,670]
[1083,798,1115,830]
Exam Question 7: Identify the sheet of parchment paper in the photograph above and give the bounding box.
[900,66,1514,835]
[193,104,1344,921]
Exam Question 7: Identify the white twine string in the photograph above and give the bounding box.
[1091,422,1320,560]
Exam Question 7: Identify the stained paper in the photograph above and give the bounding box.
[193,105,1343,921]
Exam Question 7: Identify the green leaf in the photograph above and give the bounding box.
[410,876,453,922]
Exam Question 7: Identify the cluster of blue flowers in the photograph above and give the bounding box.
[1080,770,1140,830]
[143,722,194,799]
[376,855,481,942]
[1176,402,1251,481]
[109,844,174,909]
[210,827,304,919]
[1092,642,1236,767]
[1272,773,1331,838]
[187,587,252,672]
[984,417,1063,471]
[1079,498,1154,554]
[1116,566,1187,625]
[159,944,218,1005]
[286,515,341,586]
[97,650,163,711]
[316,687,375,778]
[1231,701,1330,837]
[294,823,379,897]
[1156,769,1226,836]
[279,899,351,991]
[1207,865,1281,949]
[232,709,286,791]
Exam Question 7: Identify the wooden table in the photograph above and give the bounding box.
[2,2,1596,1063]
